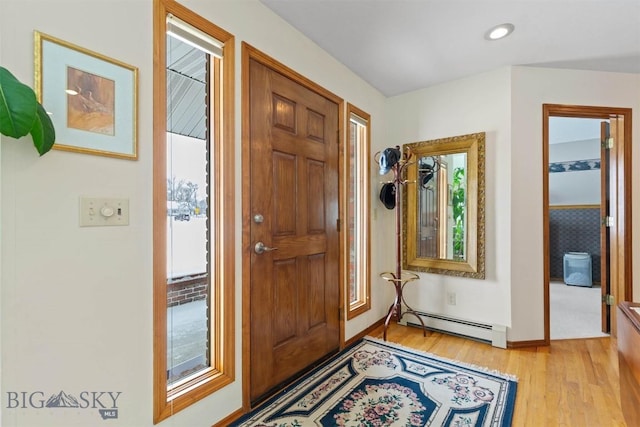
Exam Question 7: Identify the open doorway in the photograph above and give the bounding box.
[543,104,632,342]
[547,116,607,339]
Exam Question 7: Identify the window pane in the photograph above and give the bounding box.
[166,34,211,386]
[349,121,358,303]
[154,3,234,420]
[346,105,371,318]
[167,134,208,278]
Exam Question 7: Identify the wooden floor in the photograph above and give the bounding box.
[370,324,628,426]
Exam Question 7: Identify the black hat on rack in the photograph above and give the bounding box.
[421,166,435,188]
[379,183,396,210]
[379,147,401,175]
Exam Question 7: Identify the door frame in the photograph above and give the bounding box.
[543,104,633,342]
[241,42,345,410]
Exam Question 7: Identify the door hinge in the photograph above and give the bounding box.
[602,216,614,227]
[602,294,615,306]
[336,218,341,231]
[339,306,344,319]
[602,137,614,149]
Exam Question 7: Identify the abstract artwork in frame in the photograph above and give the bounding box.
[34,31,138,160]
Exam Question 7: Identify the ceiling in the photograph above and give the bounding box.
[260,0,640,97]
[167,36,207,140]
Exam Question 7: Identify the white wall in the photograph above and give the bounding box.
[0,1,387,426]
[385,67,513,329]
[510,66,640,341]
[549,139,601,205]
[549,139,600,162]
[2,1,154,427]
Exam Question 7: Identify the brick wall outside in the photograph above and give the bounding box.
[167,276,208,307]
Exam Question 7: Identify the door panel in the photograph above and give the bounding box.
[308,253,327,328]
[308,160,326,231]
[249,58,340,402]
[273,152,297,234]
[598,115,625,336]
[419,187,438,257]
[273,258,298,345]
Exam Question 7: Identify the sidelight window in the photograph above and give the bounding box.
[346,104,371,319]
[153,1,234,422]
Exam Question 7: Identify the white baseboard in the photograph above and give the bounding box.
[401,311,507,349]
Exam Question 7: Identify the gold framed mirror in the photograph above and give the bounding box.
[402,132,485,278]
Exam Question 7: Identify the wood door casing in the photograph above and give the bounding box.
[609,114,626,337]
[600,121,610,333]
[248,58,340,402]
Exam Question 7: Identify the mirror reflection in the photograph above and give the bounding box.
[415,152,467,260]
[403,132,485,279]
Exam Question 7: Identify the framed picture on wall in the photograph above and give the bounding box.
[34,31,138,160]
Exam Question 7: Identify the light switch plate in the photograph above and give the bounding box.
[80,197,129,227]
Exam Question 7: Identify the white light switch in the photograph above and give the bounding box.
[80,197,129,227]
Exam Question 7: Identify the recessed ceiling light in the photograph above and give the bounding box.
[486,23,515,41]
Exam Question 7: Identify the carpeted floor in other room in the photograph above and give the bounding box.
[550,281,608,339]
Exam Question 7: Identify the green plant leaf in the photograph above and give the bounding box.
[0,66,38,138]
[30,103,56,155]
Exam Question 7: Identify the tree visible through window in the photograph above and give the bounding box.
[166,131,209,384]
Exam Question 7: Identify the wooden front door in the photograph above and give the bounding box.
[248,57,340,402]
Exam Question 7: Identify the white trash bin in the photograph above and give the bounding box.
[563,252,592,287]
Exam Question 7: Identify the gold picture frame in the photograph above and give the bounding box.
[34,31,138,160]
[402,132,486,279]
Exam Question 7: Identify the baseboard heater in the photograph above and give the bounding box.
[400,311,507,349]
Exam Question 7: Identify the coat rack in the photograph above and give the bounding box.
[376,146,427,340]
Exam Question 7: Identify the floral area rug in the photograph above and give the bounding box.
[231,337,517,426]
